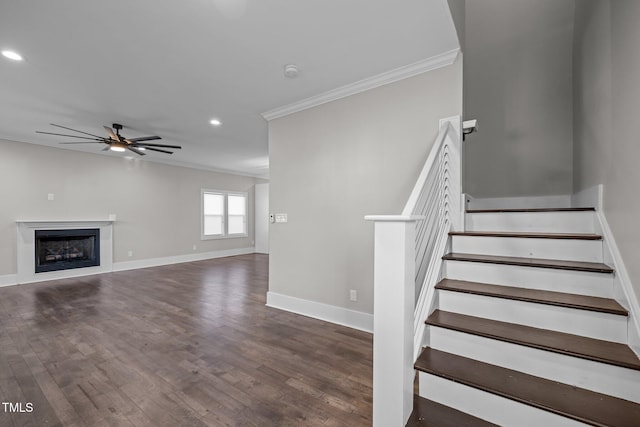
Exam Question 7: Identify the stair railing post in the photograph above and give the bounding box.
[365,214,423,427]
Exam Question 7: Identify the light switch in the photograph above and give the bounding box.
[275,213,288,223]
[47,193,54,201]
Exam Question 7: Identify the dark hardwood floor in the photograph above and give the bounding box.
[0,254,373,426]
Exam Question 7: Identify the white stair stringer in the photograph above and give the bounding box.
[451,235,603,263]
[419,372,589,427]
[428,326,640,403]
[444,260,614,298]
[437,291,627,343]
[466,210,595,233]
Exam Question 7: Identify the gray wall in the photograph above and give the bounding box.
[573,0,640,302]
[268,60,463,314]
[447,0,466,52]
[573,0,611,190]
[464,0,575,198]
[0,139,257,277]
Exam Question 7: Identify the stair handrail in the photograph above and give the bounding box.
[365,116,463,426]
[406,116,463,360]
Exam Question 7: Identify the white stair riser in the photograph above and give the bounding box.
[445,260,614,298]
[419,372,588,427]
[451,235,603,263]
[466,211,595,233]
[428,327,640,403]
[438,291,627,343]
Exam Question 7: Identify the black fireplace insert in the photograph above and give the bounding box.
[35,228,100,273]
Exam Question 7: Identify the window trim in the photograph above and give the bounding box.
[201,189,248,240]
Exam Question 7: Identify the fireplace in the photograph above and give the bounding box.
[16,220,113,284]
[35,228,100,273]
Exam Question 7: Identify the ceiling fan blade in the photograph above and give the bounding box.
[104,126,120,141]
[36,131,104,140]
[126,136,162,142]
[49,123,105,139]
[143,147,174,154]
[132,142,182,149]
[59,141,106,144]
[127,146,146,156]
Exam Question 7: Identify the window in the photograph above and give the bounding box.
[201,190,248,239]
[203,192,224,237]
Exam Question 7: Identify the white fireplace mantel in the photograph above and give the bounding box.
[16,219,114,226]
[16,219,114,284]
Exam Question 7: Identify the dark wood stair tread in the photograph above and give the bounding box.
[406,395,498,427]
[435,279,627,315]
[426,310,640,370]
[466,207,596,213]
[415,347,640,427]
[449,231,602,240]
[443,253,614,273]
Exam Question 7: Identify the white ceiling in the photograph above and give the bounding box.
[0,0,458,177]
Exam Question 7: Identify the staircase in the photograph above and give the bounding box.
[408,207,640,426]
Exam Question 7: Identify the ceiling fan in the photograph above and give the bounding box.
[36,123,182,156]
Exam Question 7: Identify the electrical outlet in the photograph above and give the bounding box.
[128,250,133,257]
[47,193,54,201]
[193,245,197,251]
[349,289,357,301]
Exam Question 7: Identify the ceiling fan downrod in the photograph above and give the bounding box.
[112,123,123,138]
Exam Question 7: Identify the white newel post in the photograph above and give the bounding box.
[365,215,422,427]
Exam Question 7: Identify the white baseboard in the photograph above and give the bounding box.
[266,291,373,333]
[0,248,256,288]
[595,210,640,356]
[467,194,571,210]
[112,247,256,272]
[0,274,18,287]
[571,184,603,210]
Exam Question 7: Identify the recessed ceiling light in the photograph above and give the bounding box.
[2,50,23,61]
[210,119,222,126]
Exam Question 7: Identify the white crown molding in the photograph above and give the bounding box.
[9,138,268,180]
[144,157,269,179]
[266,291,373,333]
[262,49,460,121]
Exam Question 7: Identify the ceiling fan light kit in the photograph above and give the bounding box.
[35,123,182,156]
[1,50,23,61]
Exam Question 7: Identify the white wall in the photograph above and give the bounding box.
[0,139,257,278]
[573,0,640,306]
[463,0,575,198]
[268,59,463,315]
